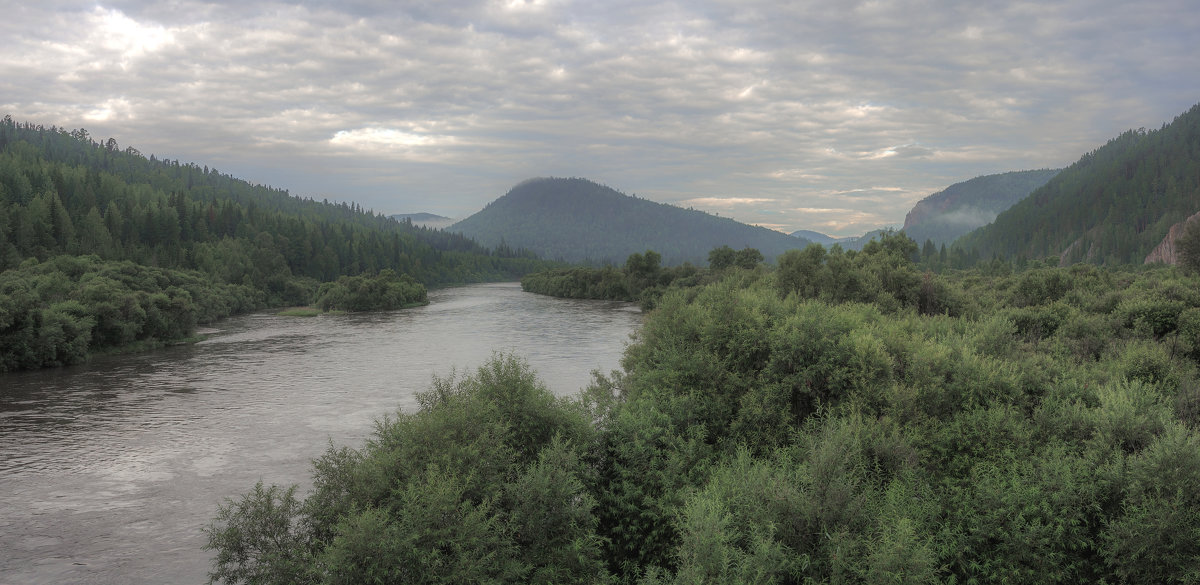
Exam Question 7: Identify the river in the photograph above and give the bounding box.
[0,283,641,584]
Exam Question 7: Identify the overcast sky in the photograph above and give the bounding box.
[3,1,1198,236]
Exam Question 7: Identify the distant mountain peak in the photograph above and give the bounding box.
[451,177,811,264]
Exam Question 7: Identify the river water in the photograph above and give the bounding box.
[0,283,641,585]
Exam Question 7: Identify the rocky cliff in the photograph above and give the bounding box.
[1145,210,1200,265]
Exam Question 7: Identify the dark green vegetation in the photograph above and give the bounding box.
[206,228,1200,582]
[0,116,553,371]
[520,245,765,308]
[313,270,428,312]
[450,177,812,265]
[0,254,259,370]
[958,102,1200,264]
[1180,219,1200,272]
[903,169,1060,247]
[206,354,605,585]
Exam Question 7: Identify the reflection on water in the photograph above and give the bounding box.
[0,283,640,584]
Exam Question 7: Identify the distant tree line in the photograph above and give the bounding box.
[521,245,767,308]
[0,254,260,371]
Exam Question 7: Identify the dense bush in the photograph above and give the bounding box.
[0,254,261,371]
[205,354,607,585]
[312,269,427,312]
[521,247,737,308]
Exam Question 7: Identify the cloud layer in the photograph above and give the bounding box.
[3,0,1198,236]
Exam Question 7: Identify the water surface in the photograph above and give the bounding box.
[0,283,640,584]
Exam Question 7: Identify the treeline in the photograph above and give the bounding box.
[0,116,556,370]
[521,245,764,308]
[522,233,952,314]
[0,255,260,371]
[205,243,1200,583]
[0,116,549,287]
[520,250,702,307]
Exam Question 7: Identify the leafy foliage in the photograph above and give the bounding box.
[204,354,609,585]
[313,269,427,312]
[0,254,260,371]
[520,246,762,308]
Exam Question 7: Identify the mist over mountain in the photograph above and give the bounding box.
[450,177,811,265]
[389,213,456,229]
[789,230,849,246]
[903,169,1061,246]
[957,102,1200,265]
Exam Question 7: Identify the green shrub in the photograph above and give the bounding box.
[206,355,608,585]
[1088,379,1172,453]
[1101,423,1200,582]
[1117,297,1186,338]
[1117,340,1177,387]
[1010,268,1073,307]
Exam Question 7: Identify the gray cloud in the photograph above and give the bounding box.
[2,0,1198,236]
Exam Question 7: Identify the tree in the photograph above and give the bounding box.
[708,245,736,270]
[1176,218,1200,272]
[733,247,763,269]
[776,244,827,298]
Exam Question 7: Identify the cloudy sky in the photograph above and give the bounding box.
[3,1,1198,236]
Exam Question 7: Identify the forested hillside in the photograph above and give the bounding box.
[903,169,1060,246]
[0,116,551,371]
[957,102,1200,264]
[450,177,811,265]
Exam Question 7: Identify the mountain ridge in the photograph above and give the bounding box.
[956,102,1200,265]
[902,169,1061,246]
[450,177,811,265]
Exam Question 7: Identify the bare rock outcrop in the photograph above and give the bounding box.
[1145,210,1200,265]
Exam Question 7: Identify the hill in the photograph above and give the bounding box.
[789,230,849,246]
[790,229,900,252]
[390,212,456,229]
[956,102,1200,264]
[449,177,811,265]
[902,169,1060,246]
